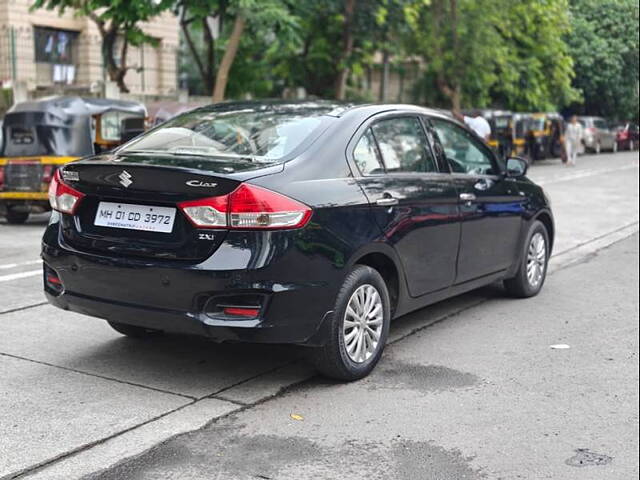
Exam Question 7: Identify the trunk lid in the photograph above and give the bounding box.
[59,153,281,262]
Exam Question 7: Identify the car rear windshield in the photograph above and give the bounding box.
[119,104,334,163]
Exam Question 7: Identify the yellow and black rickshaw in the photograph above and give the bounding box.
[511,113,533,158]
[0,96,146,223]
[525,112,565,161]
[484,110,514,161]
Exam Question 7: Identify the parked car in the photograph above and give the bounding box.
[42,102,554,380]
[578,116,617,153]
[615,123,639,151]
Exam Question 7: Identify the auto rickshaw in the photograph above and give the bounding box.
[483,110,514,161]
[511,113,533,159]
[0,96,146,223]
[526,112,565,161]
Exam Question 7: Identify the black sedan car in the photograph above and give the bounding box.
[42,102,554,380]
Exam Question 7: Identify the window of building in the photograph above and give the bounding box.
[34,26,78,64]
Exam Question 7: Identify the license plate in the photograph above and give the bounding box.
[94,202,176,233]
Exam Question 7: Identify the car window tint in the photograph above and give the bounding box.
[370,117,437,173]
[353,128,385,175]
[431,118,496,175]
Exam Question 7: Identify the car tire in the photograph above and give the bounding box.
[311,265,391,381]
[107,321,162,338]
[504,220,550,298]
[5,208,29,224]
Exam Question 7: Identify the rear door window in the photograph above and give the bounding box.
[353,128,385,175]
[370,117,438,173]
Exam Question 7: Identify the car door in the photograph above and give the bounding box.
[595,118,614,150]
[429,117,526,283]
[350,114,460,297]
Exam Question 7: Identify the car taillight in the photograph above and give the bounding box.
[48,169,85,214]
[42,165,55,184]
[179,183,312,230]
[587,127,596,134]
[0,166,4,188]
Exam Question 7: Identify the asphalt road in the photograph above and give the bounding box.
[0,151,638,479]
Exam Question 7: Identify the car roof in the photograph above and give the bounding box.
[186,100,454,122]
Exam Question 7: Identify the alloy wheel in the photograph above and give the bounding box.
[526,232,547,288]
[343,284,384,363]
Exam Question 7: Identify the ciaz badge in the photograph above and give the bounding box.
[186,180,218,188]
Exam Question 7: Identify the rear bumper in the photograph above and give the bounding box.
[42,221,340,346]
[582,136,596,149]
[45,289,331,344]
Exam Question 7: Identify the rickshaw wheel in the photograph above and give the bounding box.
[5,207,29,224]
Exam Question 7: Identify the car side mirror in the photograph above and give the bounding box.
[506,157,528,177]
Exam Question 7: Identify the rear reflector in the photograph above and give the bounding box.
[179,183,312,230]
[48,169,85,215]
[222,307,260,317]
[44,265,64,295]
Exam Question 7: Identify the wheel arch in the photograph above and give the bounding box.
[533,210,554,255]
[348,244,405,319]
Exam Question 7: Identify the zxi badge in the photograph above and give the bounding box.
[118,170,133,188]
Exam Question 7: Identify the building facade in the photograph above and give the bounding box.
[0,0,179,101]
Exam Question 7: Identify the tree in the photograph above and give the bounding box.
[177,0,298,102]
[566,0,639,121]
[334,0,357,99]
[406,0,578,111]
[32,0,172,93]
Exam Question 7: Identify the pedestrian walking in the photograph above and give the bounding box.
[565,115,583,166]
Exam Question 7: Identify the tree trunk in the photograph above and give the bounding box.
[180,8,208,90]
[212,15,245,102]
[335,0,357,100]
[203,17,216,92]
[379,49,390,102]
[98,22,130,93]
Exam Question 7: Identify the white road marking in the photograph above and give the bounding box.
[536,163,638,186]
[0,269,41,282]
[0,259,42,270]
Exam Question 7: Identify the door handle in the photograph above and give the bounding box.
[376,196,399,206]
[459,193,476,202]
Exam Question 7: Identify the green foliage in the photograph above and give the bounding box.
[406,0,578,111]
[31,0,639,117]
[566,0,640,121]
[178,0,299,97]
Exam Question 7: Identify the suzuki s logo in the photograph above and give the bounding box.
[118,170,133,188]
[186,180,218,188]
